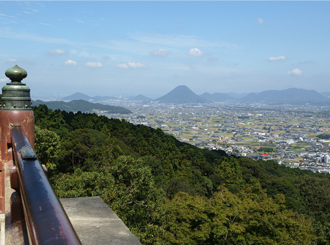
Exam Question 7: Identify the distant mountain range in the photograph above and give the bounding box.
[321,92,330,98]
[59,87,330,105]
[240,88,330,105]
[62,92,152,101]
[155,85,209,104]
[154,87,330,105]
[62,92,118,102]
[200,92,234,102]
[32,99,132,114]
[226,92,249,99]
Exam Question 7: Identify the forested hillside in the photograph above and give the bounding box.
[33,104,330,244]
[32,99,132,114]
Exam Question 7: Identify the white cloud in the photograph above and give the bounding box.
[4,58,16,63]
[128,62,146,68]
[268,56,286,61]
[115,62,147,69]
[64,59,77,66]
[150,49,168,57]
[288,68,303,76]
[257,18,264,24]
[115,63,129,69]
[85,61,103,68]
[69,50,94,58]
[187,48,204,57]
[48,49,66,55]
[0,78,9,83]
[0,28,238,60]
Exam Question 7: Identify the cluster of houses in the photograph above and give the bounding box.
[102,100,330,173]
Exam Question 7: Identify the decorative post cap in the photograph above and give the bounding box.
[5,65,27,83]
[1,65,31,110]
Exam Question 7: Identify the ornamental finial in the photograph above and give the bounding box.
[5,65,28,83]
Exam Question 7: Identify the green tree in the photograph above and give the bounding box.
[34,126,61,174]
[163,193,211,244]
[53,155,166,242]
[104,156,166,229]
[162,185,314,245]
[58,128,118,172]
[215,157,244,192]
[166,177,193,199]
[295,175,330,223]
[53,168,115,198]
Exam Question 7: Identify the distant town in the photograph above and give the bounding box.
[100,100,330,174]
[34,86,330,174]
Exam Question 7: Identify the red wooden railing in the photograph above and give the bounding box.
[10,125,81,245]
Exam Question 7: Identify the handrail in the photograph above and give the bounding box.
[11,125,81,245]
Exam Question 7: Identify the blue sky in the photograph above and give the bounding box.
[0,1,330,99]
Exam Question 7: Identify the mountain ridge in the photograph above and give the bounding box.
[60,87,330,106]
[200,92,233,102]
[62,92,118,101]
[32,99,132,114]
[130,94,152,101]
[240,88,330,105]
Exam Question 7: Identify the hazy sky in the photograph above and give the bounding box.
[0,1,329,99]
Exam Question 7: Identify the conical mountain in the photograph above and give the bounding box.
[156,85,209,104]
[130,94,151,101]
[62,92,91,101]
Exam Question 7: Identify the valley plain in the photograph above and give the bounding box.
[100,100,330,173]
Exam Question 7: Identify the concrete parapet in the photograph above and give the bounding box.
[60,197,141,245]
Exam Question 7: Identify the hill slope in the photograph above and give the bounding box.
[33,105,328,244]
[32,99,132,114]
[156,85,209,104]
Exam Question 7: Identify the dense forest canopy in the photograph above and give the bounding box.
[33,104,330,244]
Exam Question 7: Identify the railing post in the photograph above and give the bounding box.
[0,65,35,160]
[0,66,81,244]
[0,65,34,216]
